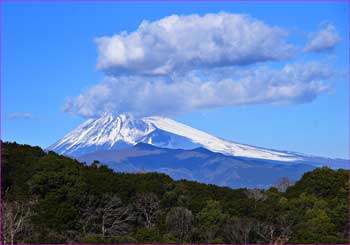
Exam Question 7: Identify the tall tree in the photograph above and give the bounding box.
[274,177,295,192]
[245,188,267,209]
[80,194,134,237]
[197,200,226,242]
[2,200,32,245]
[165,207,194,242]
[222,216,253,244]
[134,193,160,228]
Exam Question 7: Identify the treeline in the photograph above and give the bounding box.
[1,141,349,244]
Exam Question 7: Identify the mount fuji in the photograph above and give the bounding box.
[49,113,302,161]
[47,113,348,188]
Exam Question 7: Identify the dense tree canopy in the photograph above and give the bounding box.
[1,141,349,244]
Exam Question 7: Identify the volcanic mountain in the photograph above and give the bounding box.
[49,114,303,160]
[47,113,348,188]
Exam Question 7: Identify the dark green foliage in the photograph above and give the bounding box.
[286,166,349,199]
[1,142,349,244]
[133,228,163,243]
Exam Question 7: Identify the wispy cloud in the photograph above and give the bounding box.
[96,12,295,76]
[304,23,341,53]
[7,113,33,120]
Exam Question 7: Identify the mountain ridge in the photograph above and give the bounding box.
[77,142,316,188]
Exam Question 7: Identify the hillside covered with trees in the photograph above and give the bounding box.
[1,142,349,244]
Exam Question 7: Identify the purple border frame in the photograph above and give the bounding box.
[0,0,349,244]
[1,0,3,243]
[0,0,349,2]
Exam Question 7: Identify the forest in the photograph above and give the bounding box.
[1,141,349,244]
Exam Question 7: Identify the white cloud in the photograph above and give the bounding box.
[96,13,295,75]
[7,113,32,120]
[64,13,343,118]
[304,23,341,53]
[63,62,332,117]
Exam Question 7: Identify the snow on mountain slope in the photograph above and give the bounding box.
[144,116,300,161]
[48,113,302,162]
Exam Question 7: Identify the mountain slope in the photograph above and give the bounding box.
[78,143,316,188]
[48,113,304,162]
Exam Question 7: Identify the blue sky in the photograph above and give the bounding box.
[2,2,349,159]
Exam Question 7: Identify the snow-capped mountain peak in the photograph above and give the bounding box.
[48,113,303,162]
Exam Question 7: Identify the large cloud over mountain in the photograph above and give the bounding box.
[96,13,295,75]
[64,13,340,117]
